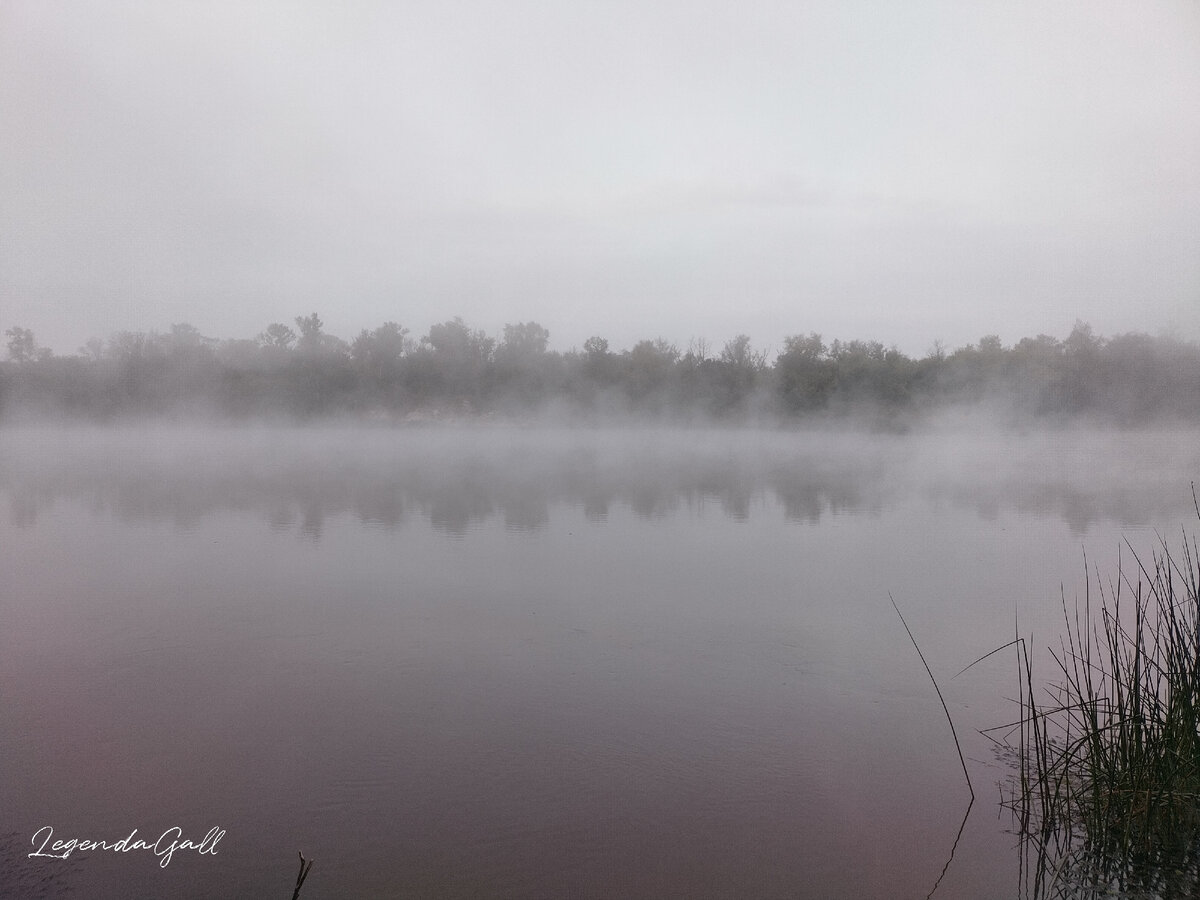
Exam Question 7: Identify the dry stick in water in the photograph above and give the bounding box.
[890,593,977,900]
[291,852,314,900]
[890,593,975,801]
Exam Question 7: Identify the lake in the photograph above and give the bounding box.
[2,424,1198,899]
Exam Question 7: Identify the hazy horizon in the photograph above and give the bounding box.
[5,311,1199,362]
[8,311,1196,361]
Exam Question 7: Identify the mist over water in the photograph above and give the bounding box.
[3,424,1195,536]
[2,423,1198,898]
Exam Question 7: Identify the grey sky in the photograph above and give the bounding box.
[2,1,1198,357]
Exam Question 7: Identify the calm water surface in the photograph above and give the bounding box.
[1,426,1197,899]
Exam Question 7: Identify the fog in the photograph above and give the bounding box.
[3,3,1199,356]
[5,3,1200,894]
[4,424,1198,538]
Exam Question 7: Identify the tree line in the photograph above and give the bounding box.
[2,316,1198,425]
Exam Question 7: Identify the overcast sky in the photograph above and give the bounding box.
[2,1,1198,357]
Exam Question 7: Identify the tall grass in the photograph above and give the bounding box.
[1001,495,1200,896]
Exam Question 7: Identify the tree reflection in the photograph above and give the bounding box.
[1,429,1195,539]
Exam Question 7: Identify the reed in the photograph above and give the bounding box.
[997,492,1200,894]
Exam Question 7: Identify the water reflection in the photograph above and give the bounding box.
[1018,825,1200,899]
[6,425,1199,898]
[929,480,1193,538]
[1,427,1197,538]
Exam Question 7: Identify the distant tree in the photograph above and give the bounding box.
[5,326,31,361]
[830,339,886,362]
[351,322,410,404]
[827,338,912,409]
[217,338,262,367]
[687,334,766,416]
[6,313,1200,425]
[170,322,204,346]
[1064,320,1102,357]
[492,322,555,407]
[259,322,297,351]
[351,322,409,367]
[776,333,834,413]
[578,335,615,389]
[107,330,157,362]
[1009,334,1063,408]
[424,317,494,363]
[6,327,48,363]
[104,330,168,409]
[685,337,711,362]
[624,338,679,404]
[166,323,215,364]
[417,317,495,407]
[628,338,679,366]
[1058,320,1105,412]
[1013,334,1061,357]
[781,333,826,360]
[497,321,550,360]
[651,337,679,360]
[936,334,1007,403]
[719,334,767,371]
[80,337,105,361]
[583,336,609,359]
[295,313,325,354]
[977,334,1003,355]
